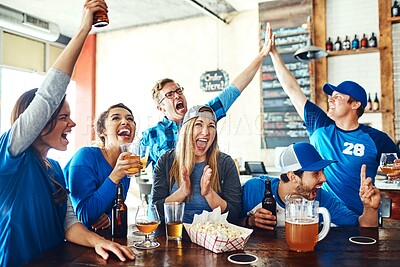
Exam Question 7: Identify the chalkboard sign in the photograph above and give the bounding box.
[200,69,229,92]
[261,25,310,148]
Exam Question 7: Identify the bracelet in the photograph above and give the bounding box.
[245,215,252,227]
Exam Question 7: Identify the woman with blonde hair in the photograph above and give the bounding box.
[152,105,242,223]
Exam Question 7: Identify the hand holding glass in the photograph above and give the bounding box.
[120,141,140,178]
[380,153,400,183]
[140,146,150,172]
[134,204,160,249]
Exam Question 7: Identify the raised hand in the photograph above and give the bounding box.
[260,22,276,57]
[388,158,400,180]
[359,164,381,210]
[200,165,213,197]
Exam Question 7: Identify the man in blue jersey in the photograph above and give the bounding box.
[268,37,399,215]
[239,142,380,229]
[141,24,275,169]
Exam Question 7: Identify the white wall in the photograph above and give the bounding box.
[95,9,271,166]
[326,0,382,129]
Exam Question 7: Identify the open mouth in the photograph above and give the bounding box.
[118,128,131,137]
[196,138,208,150]
[61,131,70,143]
[176,101,185,111]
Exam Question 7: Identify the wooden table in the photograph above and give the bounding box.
[25,226,400,266]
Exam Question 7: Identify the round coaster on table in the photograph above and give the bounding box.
[349,236,377,245]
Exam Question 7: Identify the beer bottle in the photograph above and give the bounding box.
[392,1,400,17]
[366,93,372,111]
[334,37,342,51]
[262,179,276,227]
[342,36,351,50]
[326,37,333,52]
[351,35,359,50]
[93,1,109,27]
[112,182,128,238]
[373,93,380,111]
[368,32,377,48]
[360,34,368,49]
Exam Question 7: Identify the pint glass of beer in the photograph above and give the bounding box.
[285,195,330,252]
[120,140,140,178]
[164,202,185,240]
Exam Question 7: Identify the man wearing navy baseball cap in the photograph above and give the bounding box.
[268,36,399,216]
[239,142,380,230]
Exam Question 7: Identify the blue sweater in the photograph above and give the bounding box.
[64,146,130,228]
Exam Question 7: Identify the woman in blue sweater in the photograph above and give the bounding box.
[0,1,135,265]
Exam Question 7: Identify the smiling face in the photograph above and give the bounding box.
[33,100,76,157]
[102,107,136,147]
[192,112,216,163]
[294,170,326,200]
[327,91,361,121]
[157,82,187,123]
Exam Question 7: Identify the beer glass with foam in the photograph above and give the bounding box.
[285,195,330,252]
[120,140,140,178]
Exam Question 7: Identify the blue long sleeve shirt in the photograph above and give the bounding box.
[63,146,130,228]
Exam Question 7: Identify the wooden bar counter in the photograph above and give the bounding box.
[24,224,400,266]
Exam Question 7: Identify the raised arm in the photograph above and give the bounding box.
[358,164,379,227]
[232,23,274,92]
[270,43,307,120]
[9,0,106,156]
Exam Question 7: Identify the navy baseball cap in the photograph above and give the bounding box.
[279,142,337,173]
[322,81,367,108]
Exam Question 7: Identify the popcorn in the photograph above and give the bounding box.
[190,221,245,238]
[183,207,253,253]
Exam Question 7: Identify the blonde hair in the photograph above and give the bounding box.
[169,109,220,193]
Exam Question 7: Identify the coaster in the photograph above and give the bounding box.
[349,236,377,245]
[228,253,258,265]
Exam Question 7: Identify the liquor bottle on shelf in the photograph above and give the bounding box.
[360,34,368,49]
[112,182,128,238]
[262,179,277,229]
[342,36,351,50]
[334,37,342,51]
[326,37,333,52]
[368,32,377,48]
[351,35,359,50]
[366,93,372,111]
[373,92,380,111]
[392,0,400,17]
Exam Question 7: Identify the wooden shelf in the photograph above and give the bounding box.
[388,16,400,24]
[327,47,379,57]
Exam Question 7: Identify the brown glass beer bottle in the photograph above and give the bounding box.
[262,179,277,228]
[112,182,128,238]
[93,2,109,28]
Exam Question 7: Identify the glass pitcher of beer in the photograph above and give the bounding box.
[285,195,331,252]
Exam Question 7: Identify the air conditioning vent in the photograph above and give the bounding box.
[0,4,60,41]
[24,14,50,31]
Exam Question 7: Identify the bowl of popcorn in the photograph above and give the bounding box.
[183,207,253,253]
